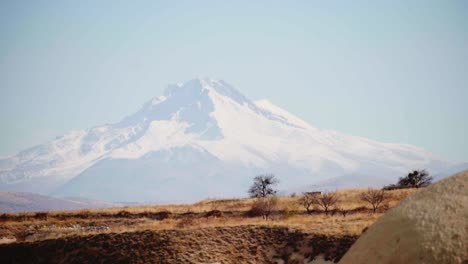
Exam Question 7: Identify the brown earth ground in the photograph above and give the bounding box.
[0,226,356,264]
[0,188,415,263]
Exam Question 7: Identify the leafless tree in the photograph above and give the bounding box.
[312,192,339,215]
[360,189,387,213]
[248,174,279,198]
[299,192,320,213]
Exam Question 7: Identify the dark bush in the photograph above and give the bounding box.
[383,169,432,190]
[398,170,432,188]
[116,210,131,218]
[34,212,48,221]
[205,210,223,218]
[154,211,172,220]
[339,208,349,217]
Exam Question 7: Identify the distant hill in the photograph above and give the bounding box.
[296,174,394,192]
[0,192,117,213]
[294,164,468,192]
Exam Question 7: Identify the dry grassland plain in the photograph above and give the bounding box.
[0,188,416,263]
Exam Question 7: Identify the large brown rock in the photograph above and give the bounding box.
[341,170,468,264]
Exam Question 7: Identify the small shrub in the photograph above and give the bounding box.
[382,184,401,190]
[312,192,339,215]
[78,209,91,219]
[155,211,172,220]
[205,210,223,218]
[116,210,131,218]
[0,213,8,222]
[35,212,48,221]
[330,209,338,216]
[299,192,319,214]
[247,197,278,220]
[339,208,349,217]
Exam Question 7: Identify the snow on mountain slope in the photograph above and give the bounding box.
[0,78,461,202]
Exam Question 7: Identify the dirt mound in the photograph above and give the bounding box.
[340,170,468,264]
[0,225,356,264]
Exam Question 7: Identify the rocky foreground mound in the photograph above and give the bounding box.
[0,225,356,264]
[341,170,468,264]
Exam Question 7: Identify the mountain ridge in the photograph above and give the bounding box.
[0,191,117,213]
[0,78,462,202]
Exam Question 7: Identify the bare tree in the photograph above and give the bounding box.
[299,192,320,213]
[360,189,387,213]
[312,192,339,215]
[248,174,279,198]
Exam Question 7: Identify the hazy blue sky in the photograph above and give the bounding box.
[1,1,467,161]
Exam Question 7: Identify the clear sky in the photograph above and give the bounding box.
[1,1,467,161]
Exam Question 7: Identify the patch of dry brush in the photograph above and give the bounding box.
[0,188,416,245]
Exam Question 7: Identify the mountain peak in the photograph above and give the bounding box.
[0,78,460,202]
[164,77,219,95]
[162,78,250,106]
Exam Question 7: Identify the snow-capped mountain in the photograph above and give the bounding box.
[0,78,462,202]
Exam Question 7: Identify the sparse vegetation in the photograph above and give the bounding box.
[205,210,223,218]
[299,192,320,213]
[339,208,349,217]
[311,191,339,215]
[176,217,197,229]
[399,170,432,188]
[383,169,432,190]
[360,189,388,213]
[0,188,416,251]
[248,197,278,220]
[248,174,279,198]
[0,226,359,263]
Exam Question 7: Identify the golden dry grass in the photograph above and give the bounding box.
[0,188,417,243]
[0,226,358,264]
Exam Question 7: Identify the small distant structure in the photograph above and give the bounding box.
[304,191,321,196]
